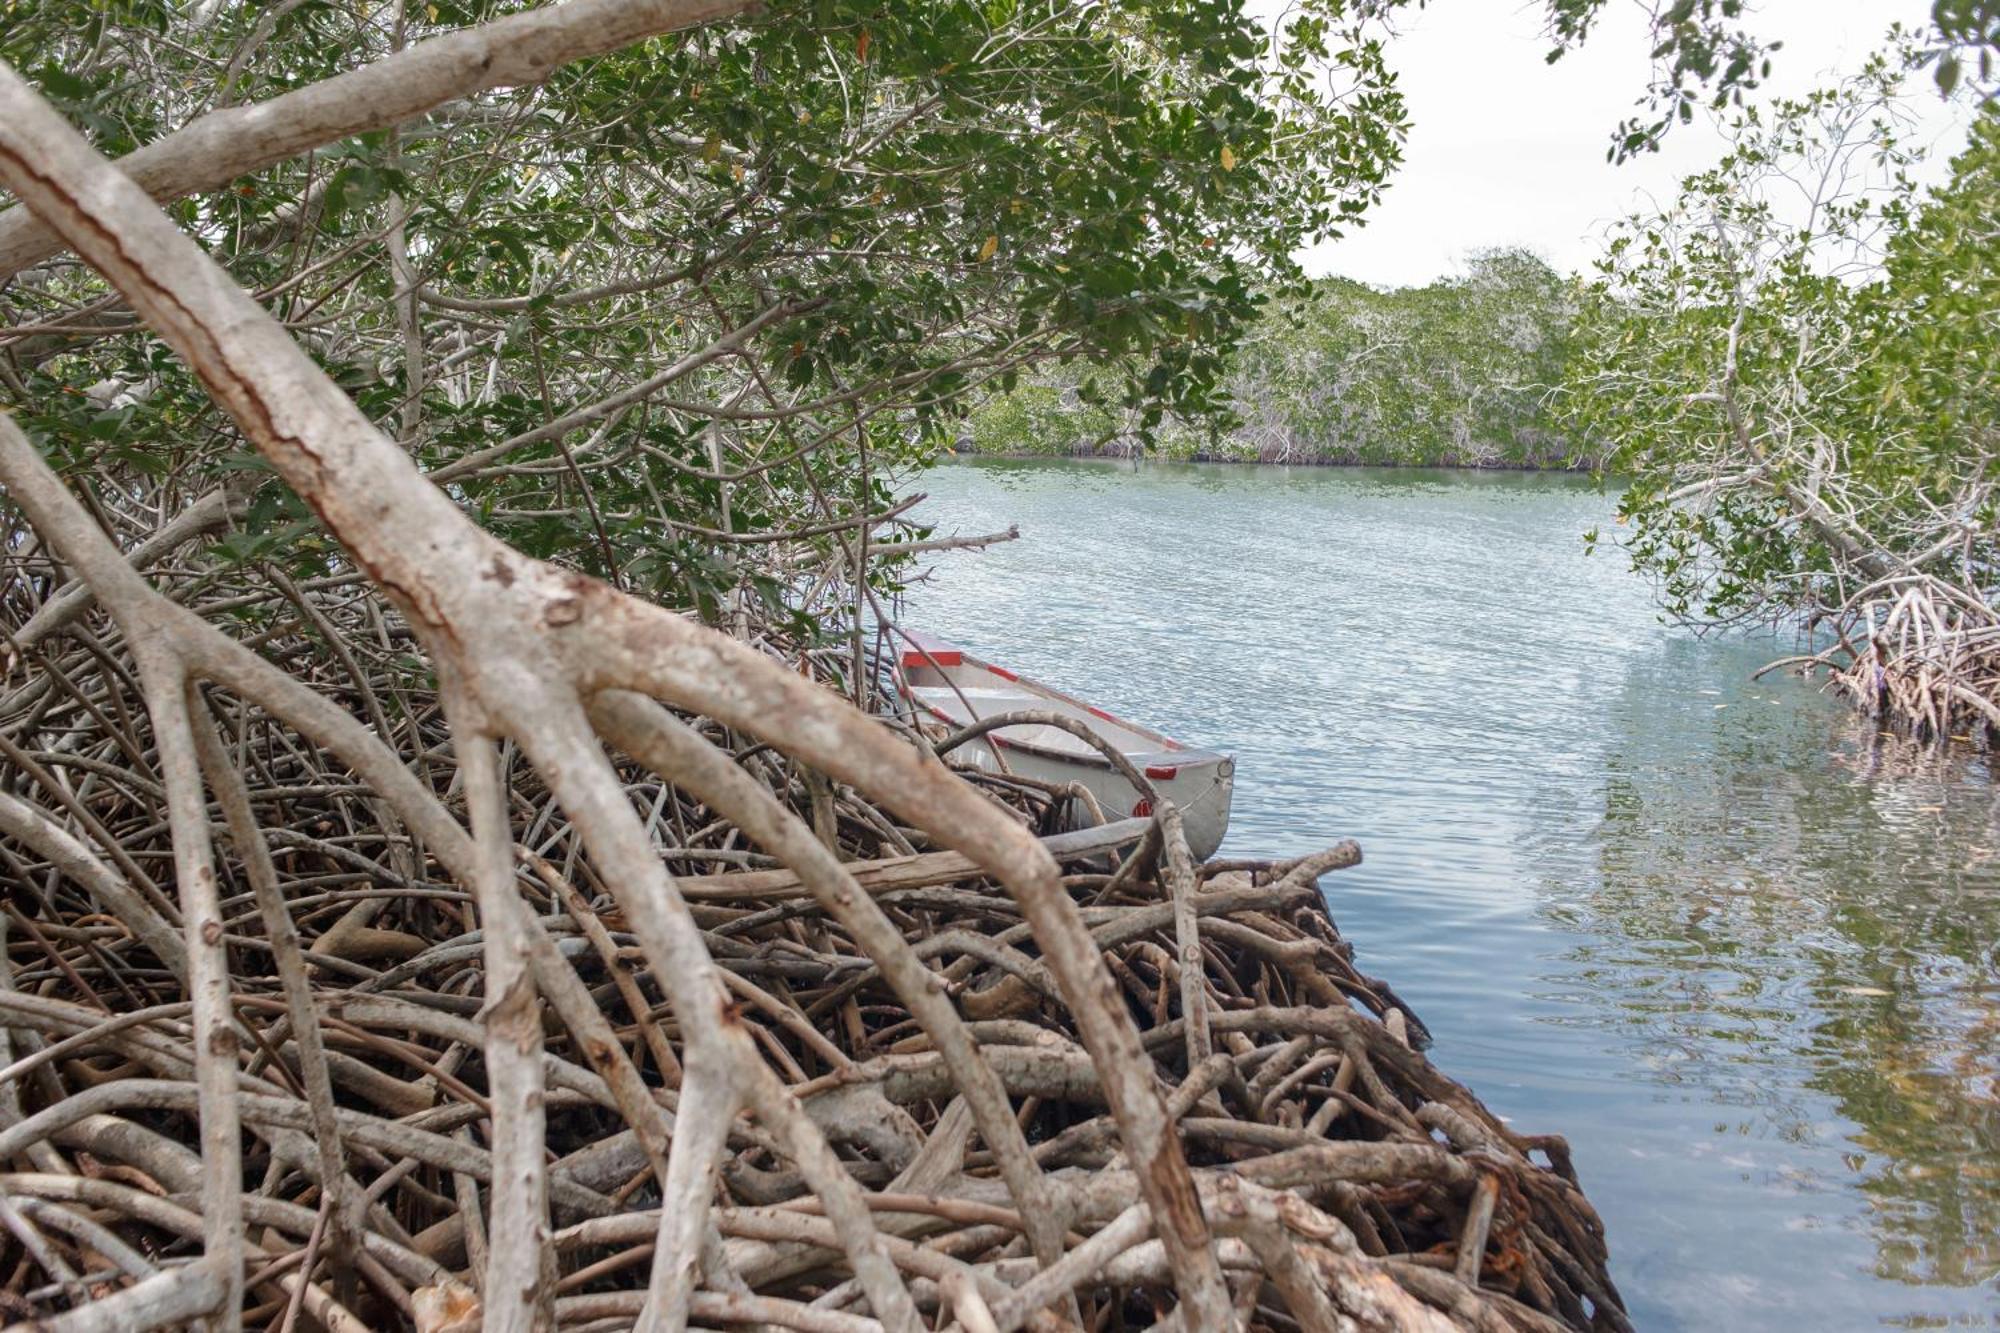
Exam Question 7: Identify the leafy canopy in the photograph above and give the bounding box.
[1,0,1408,628]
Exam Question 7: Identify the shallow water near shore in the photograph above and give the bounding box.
[902,457,2000,1331]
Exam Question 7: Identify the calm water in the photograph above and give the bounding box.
[902,458,2000,1332]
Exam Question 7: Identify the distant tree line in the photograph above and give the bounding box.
[961,247,1589,468]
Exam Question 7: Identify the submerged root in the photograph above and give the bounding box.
[1767,576,2000,746]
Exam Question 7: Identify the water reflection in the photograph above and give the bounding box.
[1560,664,2000,1293]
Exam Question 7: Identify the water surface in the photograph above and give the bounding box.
[902,458,2000,1331]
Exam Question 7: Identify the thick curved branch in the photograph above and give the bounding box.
[513,701,923,1332]
[455,729,552,1333]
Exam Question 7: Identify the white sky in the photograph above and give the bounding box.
[1300,0,1972,287]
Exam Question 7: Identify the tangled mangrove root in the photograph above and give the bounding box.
[0,668,1624,1332]
[1762,575,2000,746]
[0,62,1626,1333]
[1833,578,2000,743]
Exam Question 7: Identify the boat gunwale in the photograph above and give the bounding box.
[894,638,1228,775]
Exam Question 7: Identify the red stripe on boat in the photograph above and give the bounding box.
[1144,765,1178,780]
[901,649,962,668]
[1086,705,1117,723]
[987,664,1019,681]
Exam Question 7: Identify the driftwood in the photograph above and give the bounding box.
[0,32,1627,1333]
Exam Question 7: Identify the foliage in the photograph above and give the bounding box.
[1567,39,2000,738]
[1540,0,2000,159]
[1,0,1410,642]
[965,247,1583,466]
[1567,42,1995,622]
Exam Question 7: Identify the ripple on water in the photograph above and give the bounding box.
[904,458,2000,1333]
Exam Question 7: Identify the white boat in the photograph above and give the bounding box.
[892,630,1235,860]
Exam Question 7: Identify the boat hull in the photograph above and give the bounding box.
[892,631,1235,860]
[947,732,1234,860]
